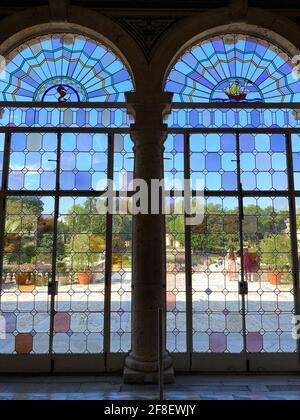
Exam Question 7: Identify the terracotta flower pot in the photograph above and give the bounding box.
[37,275,44,287]
[17,273,31,286]
[77,272,93,285]
[268,272,282,286]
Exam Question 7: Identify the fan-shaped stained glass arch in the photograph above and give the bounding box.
[165,34,300,103]
[0,34,134,102]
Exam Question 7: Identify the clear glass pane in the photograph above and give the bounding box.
[0,196,54,354]
[166,197,187,353]
[192,197,243,353]
[110,198,132,352]
[54,197,106,354]
[243,197,296,353]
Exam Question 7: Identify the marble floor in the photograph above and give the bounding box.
[0,375,299,400]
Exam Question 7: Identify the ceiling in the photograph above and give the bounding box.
[0,0,299,13]
[0,0,299,58]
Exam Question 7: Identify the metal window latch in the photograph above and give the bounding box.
[48,280,58,296]
[239,281,248,296]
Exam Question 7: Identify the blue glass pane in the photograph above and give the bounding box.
[240,135,255,152]
[1,34,134,102]
[165,34,299,103]
[114,134,134,191]
[190,154,205,171]
[206,154,221,171]
[222,172,238,190]
[270,134,286,152]
[221,134,236,152]
[292,134,300,190]
[164,134,185,192]
[189,133,237,192]
[167,109,300,129]
[8,133,57,191]
[240,133,287,191]
[60,133,108,191]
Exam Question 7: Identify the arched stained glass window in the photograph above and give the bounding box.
[0,34,134,102]
[165,34,300,103]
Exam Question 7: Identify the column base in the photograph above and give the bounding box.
[124,366,175,384]
[123,352,175,384]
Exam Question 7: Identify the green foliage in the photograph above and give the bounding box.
[5,197,46,266]
[6,197,44,233]
[259,234,292,281]
[112,215,133,252]
[63,199,106,234]
[166,201,292,284]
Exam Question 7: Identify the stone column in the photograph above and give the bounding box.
[124,92,174,384]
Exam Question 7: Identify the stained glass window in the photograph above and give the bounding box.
[165,34,300,103]
[0,34,134,102]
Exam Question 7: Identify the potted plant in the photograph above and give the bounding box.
[77,271,93,286]
[260,235,293,285]
[68,234,102,285]
[70,252,92,285]
[16,263,35,286]
[57,261,69,286]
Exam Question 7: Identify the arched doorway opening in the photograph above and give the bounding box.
[164,32,300,371]
[0,32,135,372]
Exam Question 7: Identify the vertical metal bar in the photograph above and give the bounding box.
[236,132,248,356]
[130,135,136,354]
[286,132,300,356]
[158,307,164,401]
[103,132,114,366]
[184,133,193,369]
[49,130,61,359]
[0,131,11,299]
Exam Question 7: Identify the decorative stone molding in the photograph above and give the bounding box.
[0,5,147,93]
[115,16,179,59]
[150,7,300,92]
[126,92,173,130]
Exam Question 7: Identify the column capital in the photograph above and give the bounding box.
[126,91,173,125]
[229,0,248,22]
[130,126,169,149]
[48,0,69,21]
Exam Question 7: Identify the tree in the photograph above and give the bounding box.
[4,197,45,266]
[63,198,106,234]
[259,234,293,283]
[243,205,288,246]
[62,198,108,271]
[5,197,44,233]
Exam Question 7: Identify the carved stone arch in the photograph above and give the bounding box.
[0,5,148,93]
[149,7,300,94]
